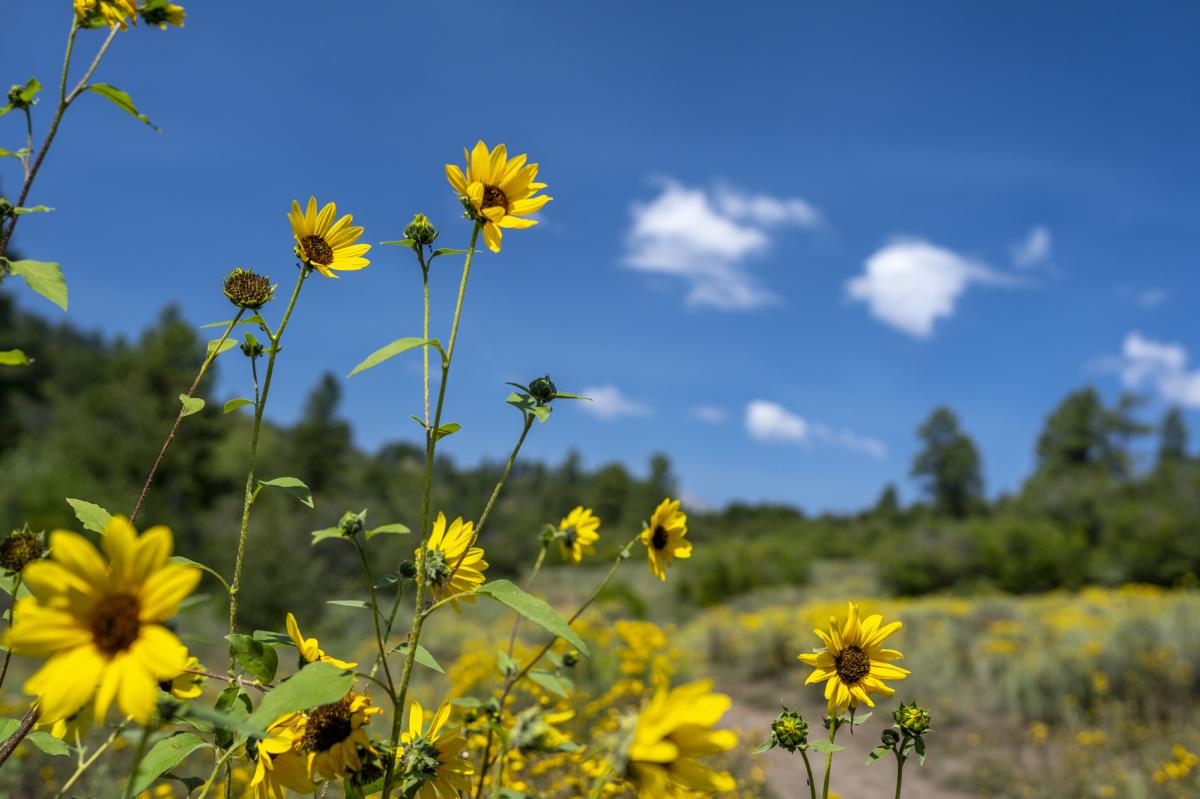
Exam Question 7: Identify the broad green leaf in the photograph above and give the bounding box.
[365,523,410,540]
[168,556,229,591]
[0,350,30,366]
[178,394,205,417]
[0,718,17,738]
[25,732,69,756]
[348,337,439,377]
[409,416,460,441]
[808,739,844,754]
[473,580,589,657]
[245,662,354,732]
[258,477,313,508]
[310,527,344,546]
[394,643,443,674]
[5,259,67,311]
[326,599,372,609]
[228,634,278,683]
[86,84,160,131]
[527,670,569,698]
[206,337,238,358]
[223,397,253,414]
[66,498,112,534]
[179,703,265,741]
[252,630,293,647]
[128,732,209,795]
[13,205,53,215]
[506,392,551,423]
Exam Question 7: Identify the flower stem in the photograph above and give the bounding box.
[506,541,548,657]
[894,753,906,799]
[821,719,840,799]
[227,268,308,667]
[800,749,818,799]
[0,572,23,693]
[0,706,37,769]
[122,722,153,799]
[353,534,396,698]
[131,309,244,523]
[53,718,129,799]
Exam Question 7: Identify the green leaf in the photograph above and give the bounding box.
[13,205,53,215]
[430,247,468,259]
[0,718,18,738]
[252,630,293,647]
[552,392,591,401]
[258,477,313,508]
[348,337,440,378]
[25,732,69,756]
[178,394,205,417]
[0,148,29,160]
[867,744,892,763]
[179,702,265,742]
[326,599,372,609]
[245,662,355,732]
[228,634,278,683]
[394,642,443,673]
[4,259,67,311]
[206,337,238,358]
[364,523,410,540]
[808,739,844,754]
[380,238,416,248]
[223,398,254,414]
[168,556,229,592]
[850,711,873,725]
[128,733,210,795]
[86,84,160,131]
[914,735,926,765]
[66,498,112,534]
[527,670,569,698]
[473,580,589,657]
[506,392,551,423]
[200,315,266,329]
[310,527,344,546]
[409,416,460,441]
[753,739,778,755]
[0,350,30,366]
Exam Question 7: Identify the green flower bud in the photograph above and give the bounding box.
[222,268,275,310]
[894,702,931,735]
[240,336,264,359]
[399,560,418,579]
[139,0,186,29]
[528,375,557,404]
[881,728,902,747]
[337,510,366,537]
[0,529,42,573]
[562,650,580,668]
[0,198,14,221]
[404,213,439,246]
[770,708,809,753]
[6,78,40,112]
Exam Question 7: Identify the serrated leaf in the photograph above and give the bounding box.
[25,732,69,756]
[223,398,253,414]
[348,337,439,377]
[245,662,355,732]
[178,394,205,417]
[66,498,112,534]
[128,733,209,795]
[86,84,160,131]
[527,670,569,698]
[258,477,313,508]
[0,350,30,366]
[228,634,278,683]
[473,580,589,657]
[394,643,443,673]
[364,523,410,539]
[4,259,67,311]
[168,556,229,591]
[326,599,372,609]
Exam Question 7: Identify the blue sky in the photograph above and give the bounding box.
[5,1,1200,511]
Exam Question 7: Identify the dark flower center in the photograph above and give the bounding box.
[562,526,578,547]
[300,235,334,265]
[304,697,354,752]
[651,525,669,550]
[482,185,508,212]
[835,645,871,684]
[90,594,142,655]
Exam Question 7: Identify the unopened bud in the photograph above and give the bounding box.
[404,213,438,247]
[528,375,557,404]
[0,529,42,572]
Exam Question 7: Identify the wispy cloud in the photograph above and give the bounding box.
[1115,332,1200,407]
[744,400,887,458]
[624,180,821,310]
[579,384,652,420]
[1138,288,1167,309]
[847,238,1011,338]
[690,405,728,423]
[1011,225,1052,268]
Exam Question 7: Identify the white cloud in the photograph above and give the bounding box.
[624,180,820,310]
[744,400,887,458]
[691,405,728,423]
[1117,332,1200,407]
[1138,288,1167,309]
[1012,226,1052,268]
[846,238,1010,338]
[579,385,652,420]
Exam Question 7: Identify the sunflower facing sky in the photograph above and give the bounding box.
[398,699,475,799]
[639,498,692,581]
[288,196,371,278]
[286,611,358,670]
[419,513,488,608]
[797,602,910,717]
[248,712,314,799]
[304,692,382,780]
[6,516,199,724]
[626,680,737,797]
[445,141,552,252]
[557,506,600,564]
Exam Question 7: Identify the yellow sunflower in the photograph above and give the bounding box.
[139,0,185,28]
[161,655,205,699]
[304,692,382,780]
[797,602,910,717]
[248,712,314,799]
[288,197,371,278]
[6,516,199,724]
[557,506,600,564]
[397,700,474,799]
[639,498,691,581]
[445,140,552,253]
[626,680,737,796]
[37,706,90,744]
[74,0,137,28]
[286,612,357,670]
[419,513,488,608]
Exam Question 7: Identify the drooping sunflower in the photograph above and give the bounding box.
[75,0,137,28]
[418,513,487,608]
[797,602,910,717]
[397,700,474,799]
[639,498,691,581]
[304,692,382,780]
[161,655,205,699]
[286,612,357,670]
[139,0,186,28]
[625,680,737,797]
[557,506,600,564]
[6,516,199,724]
[248,712,315,799]
[445,141,552,253]
[288,197,371,278]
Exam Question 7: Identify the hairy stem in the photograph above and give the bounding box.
[894,753,906,799]
[821,719,840,799]
[121,722,153,799]
[800,749,818,799]
[53,718,129,799]
[354,535,396,697]
[0,706,37,768]
[0,572,23,693]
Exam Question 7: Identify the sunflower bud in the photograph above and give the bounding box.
[240,333,264,359]
[404,213,438,246]
[338,510,366,537]
[769,708,809,753]
[0,198,13,222]
[223,268,275,310]
[562,650,579,668]
[0,528,42,573]
[881,727,902,747]
[139,0,185,28]
[894,702,931,735]
[528,375,557,404]
[399,560,417,579]
[6,78,40,112]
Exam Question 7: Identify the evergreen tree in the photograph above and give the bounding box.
[911,406,984,518]
[1157,407,1189,468]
